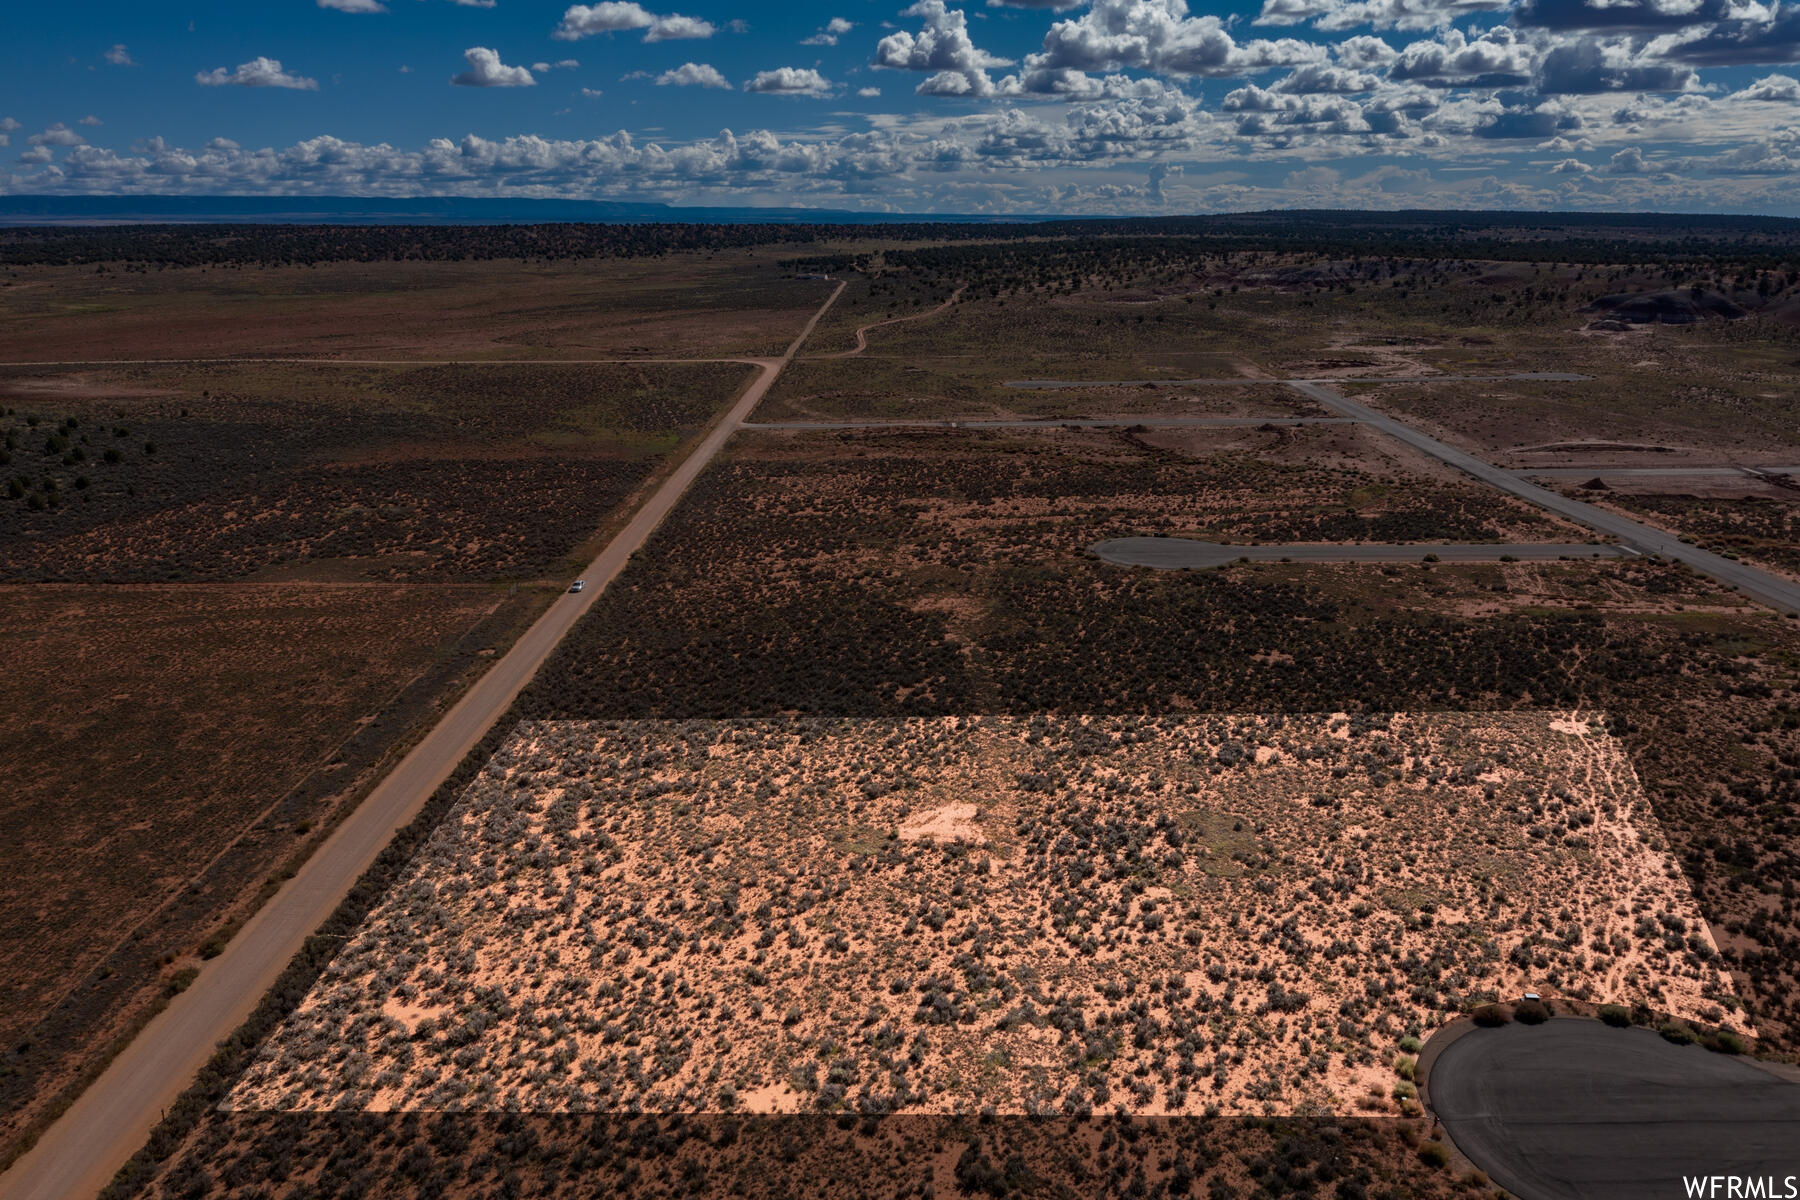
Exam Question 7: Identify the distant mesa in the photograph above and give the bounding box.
[0,192,1037,228]
[1582,289,1745,326]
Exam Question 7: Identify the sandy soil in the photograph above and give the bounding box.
[226,712,1739,1121]
[1277,335,1443,380]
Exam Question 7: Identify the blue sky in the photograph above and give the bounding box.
[3,0,1799,213]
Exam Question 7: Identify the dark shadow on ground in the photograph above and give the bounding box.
[129,1113,1444,1199]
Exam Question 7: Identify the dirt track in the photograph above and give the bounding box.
[0,283,845,1200]
[813,285,964,358]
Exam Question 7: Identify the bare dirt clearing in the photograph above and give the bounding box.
[761,356,1320,423]
[227,713,1735,1119]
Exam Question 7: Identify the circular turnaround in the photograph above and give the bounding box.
[1428,1020,1800,1200]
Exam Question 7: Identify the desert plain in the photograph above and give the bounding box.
[1,215,1797,1199]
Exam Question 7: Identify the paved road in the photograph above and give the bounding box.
[0,283,845,1200]
[1429,1020,1800,1200]
[743,416,1356,431]
[1005,372,1592,389]
[1523,466,1800,479]
[1287,381,1800,615]
[1094,537,1627,570]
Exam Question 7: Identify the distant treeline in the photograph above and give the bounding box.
[4,209,1799,268]
[795,237,1800,288]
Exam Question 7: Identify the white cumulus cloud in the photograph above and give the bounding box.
[554,3,716,42]
[658,62,731,87]
[1255,0,1506,31]
[1728,73,1800,101]
[452,47,537,87]
[1334,35,1399,69]
[196,57,320,90]
[1388,26,1535,87]
[746,66,834,95]
[1016,0,1327,96]
[30,122,86,147]
[21,121,95,158]
[803,16,857,44]
[874,0,1016,97]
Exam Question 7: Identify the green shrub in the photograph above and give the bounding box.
[1515,999,1551,1025]
[1471,1004,1508,1027]
[1658,1021,1697,1045]
[1418,1142,1450,1168]
[161,966,199,999]
[1392,1053,1417,1081]
[1598,1004,1631,1028]
[1703,1029,1746,1055]
[1392,1080,1417,1101]
[1398,1035,1422,1053]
